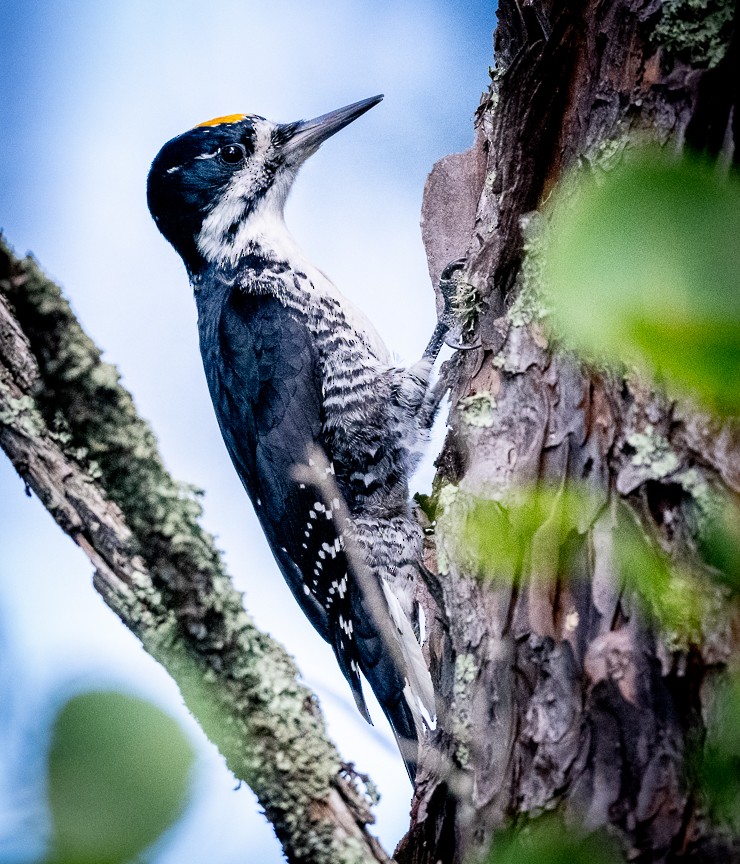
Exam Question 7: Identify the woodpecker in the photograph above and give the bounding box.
[147,96,450,779]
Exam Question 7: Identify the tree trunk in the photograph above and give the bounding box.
[400,1,739,862]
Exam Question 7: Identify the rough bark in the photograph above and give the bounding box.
[400,1,739,863]
[0,239,390,864]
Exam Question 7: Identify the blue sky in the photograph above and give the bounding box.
[0,2,495,861]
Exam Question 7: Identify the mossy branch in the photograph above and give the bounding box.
[0,237,390,864]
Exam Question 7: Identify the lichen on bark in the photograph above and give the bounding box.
[654,0,735,68]
[0,237,389,864]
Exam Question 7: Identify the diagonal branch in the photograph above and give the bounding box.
[0,237,391,864]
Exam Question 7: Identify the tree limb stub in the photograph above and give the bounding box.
[0,238,391,864]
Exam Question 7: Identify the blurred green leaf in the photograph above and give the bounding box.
[47,690,194,864]
[486,814,622,864]
[697,498,740,593]
[448,480,720,640]
[702,673,740,830]
[546,153,740,415]
[457,484,600,584]
[614,503,704,638]
[413,491,438,524]
[459,495,521,578]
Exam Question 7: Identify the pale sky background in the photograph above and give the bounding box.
[0,2,495,861]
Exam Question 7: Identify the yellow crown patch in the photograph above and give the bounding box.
[196,114,248,128]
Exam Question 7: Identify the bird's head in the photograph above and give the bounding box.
[147,95,383,275]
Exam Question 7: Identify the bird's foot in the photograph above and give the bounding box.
[437,258,482,351]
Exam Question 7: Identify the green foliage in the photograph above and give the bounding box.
[413,491,438,524]
[46,691,194,864]
[470,146,739,859]
[450,484,600,584]
[546,152,740,416]
[701,674,740,829]
[697,496,740,593]
[613,502,707,641]
[442,481,726,648]
[486,814,622,864]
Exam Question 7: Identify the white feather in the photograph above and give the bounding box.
[380,580,436,736]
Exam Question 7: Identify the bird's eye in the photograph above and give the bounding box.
[219,143,246,165]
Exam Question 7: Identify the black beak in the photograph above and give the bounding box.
[280,95,383,165]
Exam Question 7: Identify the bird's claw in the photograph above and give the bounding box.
[437,258,467,325]
[444,336,482,351]
[437,258,481,350]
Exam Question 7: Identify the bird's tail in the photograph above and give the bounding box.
[379,579,436,781]
[379,579,435,738]
[296,445,435,779]
[348,571,435,781]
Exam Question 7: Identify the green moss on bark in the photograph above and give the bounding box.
[654,0,734,68]
[0,237,380,864]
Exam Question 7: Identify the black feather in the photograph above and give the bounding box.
[196,280,421,775]
[198,281,379,715]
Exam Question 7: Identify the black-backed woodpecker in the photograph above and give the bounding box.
[147,96,452,779]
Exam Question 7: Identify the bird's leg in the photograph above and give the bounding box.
[418,258,483,370]
[422,320,450,364]
[419,259,465,365]
[413,258,482,430]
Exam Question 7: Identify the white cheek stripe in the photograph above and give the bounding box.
[196,121,275,263]
[191,121,391,363]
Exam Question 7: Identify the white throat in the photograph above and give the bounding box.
[196,156,392,364]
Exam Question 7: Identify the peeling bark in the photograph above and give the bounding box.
[401,2,739,863]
